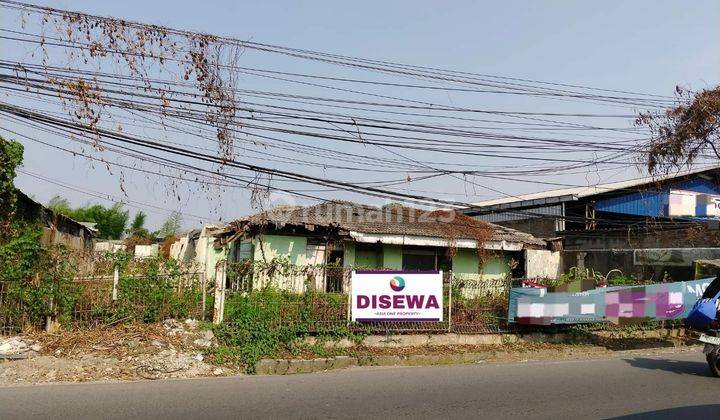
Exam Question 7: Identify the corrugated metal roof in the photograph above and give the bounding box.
[466,165,720,210]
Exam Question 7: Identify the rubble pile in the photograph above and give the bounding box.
[0,336,41,359]
[0,319,236,385]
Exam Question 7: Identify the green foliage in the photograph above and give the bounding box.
[0,135,24,231]
[213,286,358,373]
[0,224,43,282]
[127,211,149,238]
[0,223,80,328]
[156,211,182,238]
[96,254,204,324]
[213,288,297,373]
[605,273,639,286]
[46,196,72,215]
[48,196,129,239]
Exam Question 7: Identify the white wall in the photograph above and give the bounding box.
[525,249,562,279]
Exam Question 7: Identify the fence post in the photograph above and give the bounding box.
[112,265,119,301]
[346,269,353,326]
[45,273,59,333]
[200,272,207,321]
[448,270,453,333]
[213,261,227,325]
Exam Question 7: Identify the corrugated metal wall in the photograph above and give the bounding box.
[594,178,720,217]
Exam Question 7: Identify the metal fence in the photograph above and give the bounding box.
[70,270,210,328]
[221,269,515,334]
[0,264,211,335]
[227,264,350,294]
[0,281,25,336]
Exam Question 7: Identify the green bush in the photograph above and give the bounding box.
[95,254,205,324]
[213,288,296,372]
[213,287,360,373]
[0,224,80,328]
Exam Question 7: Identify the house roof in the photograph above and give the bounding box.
[16,190,97,237]
[465,165,720,211]
[232,201,545,248]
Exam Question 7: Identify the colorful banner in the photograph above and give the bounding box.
[351,270,443,322]
[508,277,714,325]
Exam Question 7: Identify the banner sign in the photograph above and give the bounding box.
[351,270,443,322]
[508,277,713,325]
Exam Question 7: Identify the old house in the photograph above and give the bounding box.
[216,201,546,292]
[14,190,96,251]
[169,224,230,281]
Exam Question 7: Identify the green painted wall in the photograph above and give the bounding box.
[452,249,479,274]
[252,234,307,265]
[343,241,355,268]
[205,243,228,281]
[382,244,402,269]
[243,236,511,280]
[479,255,511,280]
[452,249,511,279]
[355,247,382,268]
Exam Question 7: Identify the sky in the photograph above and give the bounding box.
[2,0,719,231]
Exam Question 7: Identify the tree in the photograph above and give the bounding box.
[156,211,182,238]
[638,86,720,174]
[127,211,149,238]
[47,196,72,215]
[48,197,129,240]
[0,135,24,231]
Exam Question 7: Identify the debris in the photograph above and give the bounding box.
[0,320,233,385]
[0,336,40,358]
[193,338,212,348]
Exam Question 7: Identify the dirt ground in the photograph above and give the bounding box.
[0,322,699,386]
[0,319,238,386]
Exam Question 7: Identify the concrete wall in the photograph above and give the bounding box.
[452,249,479,274]
[525,249,563,279]
[355,246,382,268]
[451,249,510,278]
[479,255,511,280]
[94,241,126,253]
[194,225,229,281]
[169,236,194,262]
[205,244,227,281]
[244,235,514,279]
[343,241,355,268]
[561,248,720,283]
[382,244,402,269]
[134,244,159,259]
[253,234,307,265]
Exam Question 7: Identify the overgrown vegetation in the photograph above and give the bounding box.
[212,286,363,373]
[530,267,644,288]
[83,253,206,325]
[1,136,80,329]
[0,136,23,235]
[0,224,80,329]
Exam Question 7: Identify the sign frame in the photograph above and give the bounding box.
[350,270,443,322]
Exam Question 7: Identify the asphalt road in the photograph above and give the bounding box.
[2,350,720,419]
